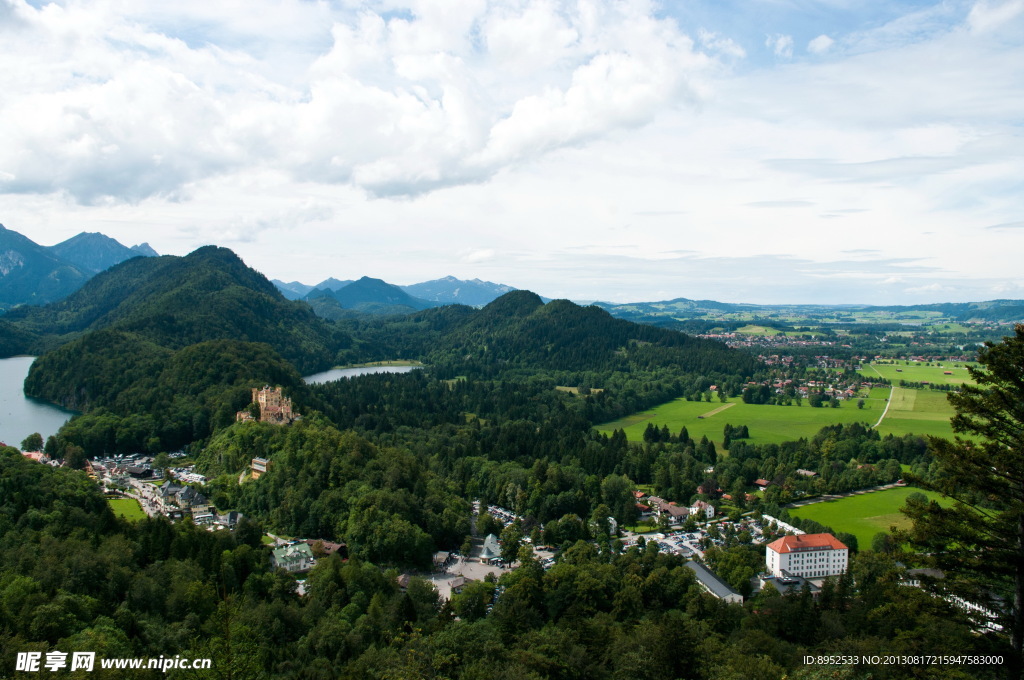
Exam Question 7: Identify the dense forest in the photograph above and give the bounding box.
[0,446,1002,679]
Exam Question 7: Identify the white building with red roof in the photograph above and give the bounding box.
[765,533,848,579]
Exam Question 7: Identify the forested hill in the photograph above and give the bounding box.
[15,247,758,455]
[9,247,349,454]
[341,290,760,379]
[3,245,347,372]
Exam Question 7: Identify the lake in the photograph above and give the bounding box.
[0,356,76,448]
[304,365,421,385]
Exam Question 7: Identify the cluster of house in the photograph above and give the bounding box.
[748,377,873,402]
[155,480,212,521]
[635,491,715,525]
[696,332,839,350]
[236,386,301,425]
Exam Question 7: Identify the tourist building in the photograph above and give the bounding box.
[251,457,270,479]
[765,533,848,579]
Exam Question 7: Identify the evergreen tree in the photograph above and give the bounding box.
[899,324,1024,675]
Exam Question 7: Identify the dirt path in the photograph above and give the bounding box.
[872,389,894,428]
[698,402,736,418]
[865,364,894,428]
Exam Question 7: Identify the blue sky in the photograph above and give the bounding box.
[0,0,1022,304]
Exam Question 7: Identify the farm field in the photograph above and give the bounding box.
[859,361,975,386]
[107,497,146,521]
[597,397,885,446]
[788,486,951,548]
[875,387,957,439]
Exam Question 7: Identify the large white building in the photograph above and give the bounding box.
[765,533,848,579]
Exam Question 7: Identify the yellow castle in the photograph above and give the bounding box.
[236,386,300,425]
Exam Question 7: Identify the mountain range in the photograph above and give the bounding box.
[0,224,157,309]
[271,274,519,310]
[4,224,1024,325]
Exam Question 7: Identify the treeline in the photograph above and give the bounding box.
[599,423,928,513]
[0,448,1003,679]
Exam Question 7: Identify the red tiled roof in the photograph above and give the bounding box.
[766,533,847,554]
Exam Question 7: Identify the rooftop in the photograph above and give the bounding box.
[766,533,847,554]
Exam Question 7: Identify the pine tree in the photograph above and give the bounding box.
[899,324,1024,675]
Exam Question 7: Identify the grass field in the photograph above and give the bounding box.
[859,362,975,386]
[736,325,781,335]
[875,387,957,439]
[788,486,950,548]
[597,397,884,446]
[598,365,964,445]
[107,497,146,521]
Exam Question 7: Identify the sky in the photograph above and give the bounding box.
[0,0,1022,305]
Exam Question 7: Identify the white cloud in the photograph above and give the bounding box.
[1,1,1023,305]
[0,0,715,202]
[967,0,1024,33]
[698,28,746,59]
[807,34,834,54]
[765,33,794,58]
[461,248,496,263]
[904,282,954,294]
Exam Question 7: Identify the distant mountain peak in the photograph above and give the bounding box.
[315,277,353,291]
[131,242,159,257]
[304,275,436,313]
[483,290,544,316]
[0,226,91,309]
[401,275,518,307]
[49,230,156,275]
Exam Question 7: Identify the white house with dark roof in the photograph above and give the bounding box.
[688,500,715,519]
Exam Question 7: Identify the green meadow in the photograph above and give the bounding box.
[598,383,960,445]
[597,397,885,446]
[107,497,147,521]
[874,387,957,439]
[859,361,975,386]
[788,486,951,548]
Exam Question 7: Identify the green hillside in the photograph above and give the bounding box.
[4,246,345,373]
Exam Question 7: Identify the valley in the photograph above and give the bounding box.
[0,240,1018,679]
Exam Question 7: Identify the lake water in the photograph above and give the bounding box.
[0,356,76,448]
[304,365,421,385]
